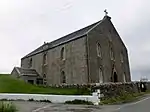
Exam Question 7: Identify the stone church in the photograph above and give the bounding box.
[11,15,131,85]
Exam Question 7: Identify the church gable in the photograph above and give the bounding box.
[102,16,126,50]
[86,15,130,83]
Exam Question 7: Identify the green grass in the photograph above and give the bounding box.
[0,75,90,95]
[100,92,145,105]
[0,101,17,112]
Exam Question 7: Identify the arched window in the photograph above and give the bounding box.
[108,32,112,42]
[43,74,47,85]
[109,41,114,60]
[110,47,114,60]
[123,73,126,82]
[61,71,66,83]
[120,51,124,63]
[29,58,32,68]
[97,43,102,57]
[99,68,103,83]
[43,53,47,65]
[43,74,46,79]
[61,47,65,60]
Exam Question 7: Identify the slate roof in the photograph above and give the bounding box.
[14,67,39,76]
[22,20,102,59]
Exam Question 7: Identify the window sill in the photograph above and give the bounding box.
[111,58,115,61]
[97,56,102,58]
[62,59,66,61]
[43,64,48,66]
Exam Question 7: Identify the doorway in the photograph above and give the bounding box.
[28,80,34,84]
[113,72,118,82]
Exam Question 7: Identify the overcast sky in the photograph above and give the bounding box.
[0,0,150,81]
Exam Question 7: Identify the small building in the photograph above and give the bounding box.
[11,14,131,85]
[11,67,43,85]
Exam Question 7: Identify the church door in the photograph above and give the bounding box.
[113,72,118,82]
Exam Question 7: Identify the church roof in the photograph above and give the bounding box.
[14,67,39,76]
[22,17,108,59]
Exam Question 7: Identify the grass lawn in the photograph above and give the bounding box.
[0,75,90,95]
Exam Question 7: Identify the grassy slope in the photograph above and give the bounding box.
[0,75,80,95]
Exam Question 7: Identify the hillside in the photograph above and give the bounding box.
[0,75,81,95]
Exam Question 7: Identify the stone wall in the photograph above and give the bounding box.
[87,16,131,83]
[92,82,139,100]
[46,81,150,100]
[21,36,88,85]
[20,16,131,85]
[46,36,88,85]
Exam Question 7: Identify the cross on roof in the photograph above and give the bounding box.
[104,9,108,16]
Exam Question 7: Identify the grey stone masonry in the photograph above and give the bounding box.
[17,15,131,85]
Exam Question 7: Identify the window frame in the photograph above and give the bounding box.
[98,68,103,83]
[61,47,65,60]
[110,47,114,60]
[29,58,32,68]
[123,72,126,82]
[120,51,124,63]
[61,71,66,84]
[109,41,115,61]
[43,53,47,65]
[43,74,47,85]
[97,43,102,58]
